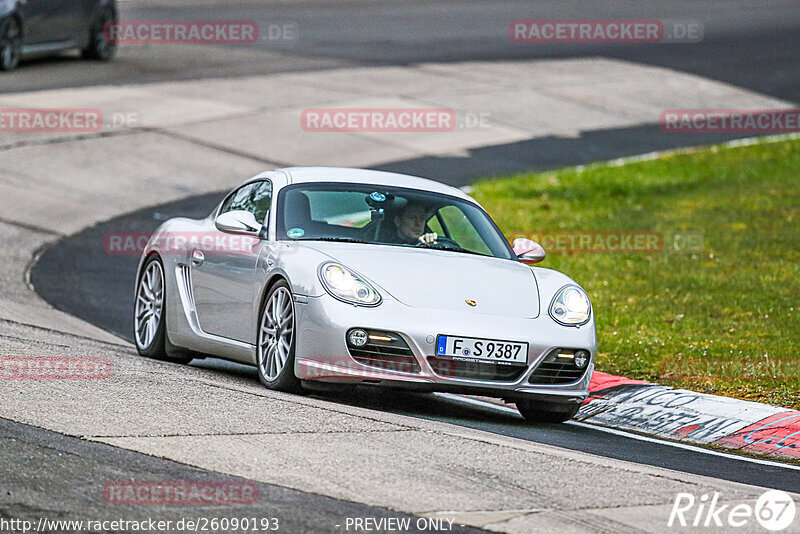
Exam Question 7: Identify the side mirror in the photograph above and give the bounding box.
[512,237,546,264]
[215,210,262,236]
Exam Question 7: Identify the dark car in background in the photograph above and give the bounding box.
[0,0,117,71]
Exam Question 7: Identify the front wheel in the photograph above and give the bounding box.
[516,399,580,424]
[0,17,22,72]
[134,256,192,364]
[81,6,117,61]
[257,280,302,392]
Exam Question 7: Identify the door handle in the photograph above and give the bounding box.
[191,249,205,266]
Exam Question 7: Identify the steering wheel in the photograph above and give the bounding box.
[419,235,460,249]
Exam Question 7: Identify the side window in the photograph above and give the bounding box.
[219,181,273,224]
[437,205,492,255]
[426,214,444,235]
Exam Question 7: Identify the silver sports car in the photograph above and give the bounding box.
[134,167,596,423]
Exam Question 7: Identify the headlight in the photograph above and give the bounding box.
[319,262,382,307]
[549,285,591,326]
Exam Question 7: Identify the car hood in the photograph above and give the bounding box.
[302,242,540,318]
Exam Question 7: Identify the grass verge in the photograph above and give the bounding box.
[472,136,800,409]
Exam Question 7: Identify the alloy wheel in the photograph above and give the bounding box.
[0,18,21,71]
[93,8,116,58]
[135,260,164,349]
[258,287,295,381]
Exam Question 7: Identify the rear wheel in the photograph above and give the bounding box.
[516,399,580,424]
[257,280,302,392]
[81,6,117,61]
[0,17,22,72]
[134,256,192,364]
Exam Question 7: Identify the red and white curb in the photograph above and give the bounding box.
[578,372,800,461]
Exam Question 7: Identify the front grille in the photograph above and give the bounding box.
[346,329,421,374]
[427,357,527,382]
[528,349,589,384]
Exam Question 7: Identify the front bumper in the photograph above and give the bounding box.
[293,293,596,404]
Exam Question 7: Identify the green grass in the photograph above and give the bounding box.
[472,137,800,409]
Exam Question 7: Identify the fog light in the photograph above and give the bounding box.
[348,329,368,347]
[574,350,590,368]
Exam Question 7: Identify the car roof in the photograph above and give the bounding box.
[278,167,475,203]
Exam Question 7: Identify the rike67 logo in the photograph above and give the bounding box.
[669,490,796,531]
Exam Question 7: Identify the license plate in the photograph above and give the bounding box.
[436,335,528,365]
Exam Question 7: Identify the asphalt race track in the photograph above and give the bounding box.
[28,193,800,496]
[0,417,482,534]
[3,0,800,105]
[5,0,800,532]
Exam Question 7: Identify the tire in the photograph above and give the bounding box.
[81,6,117,61]
[0,17,22,72]
[516,399,581,424]
[256,280,302,392]
[134,256,192,364]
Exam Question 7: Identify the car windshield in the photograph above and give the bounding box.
[276,183,515,260]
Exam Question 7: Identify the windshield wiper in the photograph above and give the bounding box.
[429,245,491,258]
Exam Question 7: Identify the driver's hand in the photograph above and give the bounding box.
[418,232,438,246]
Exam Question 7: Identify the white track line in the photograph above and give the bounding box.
[435,393,800,472]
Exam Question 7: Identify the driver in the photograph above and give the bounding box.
[388,203,438,246]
